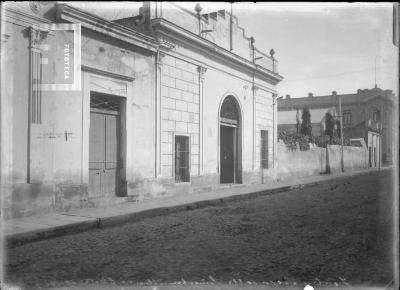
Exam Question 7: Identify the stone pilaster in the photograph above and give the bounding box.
[155,51,165,177]
[29,25,48,124]
[28,25,48,182]
[252,85,259,170]
[272,93,278,168]
[198,66,207,174]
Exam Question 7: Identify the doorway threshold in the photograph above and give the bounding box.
[219,183,245,189]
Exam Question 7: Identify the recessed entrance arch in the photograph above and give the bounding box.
[219,95,242,184]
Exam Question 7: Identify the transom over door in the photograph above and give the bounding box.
[89,94,121,197]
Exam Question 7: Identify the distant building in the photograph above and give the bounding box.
[278,96,337,137]
[277,88,396,166]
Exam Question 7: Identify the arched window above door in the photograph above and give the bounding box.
[220,96,240,125]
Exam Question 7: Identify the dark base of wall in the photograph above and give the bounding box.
[127,171,269,201]
[6,170,277,219]
[127,173,222,201]
[4,182,88,220]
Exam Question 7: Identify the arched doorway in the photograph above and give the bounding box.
[219,96,242,183]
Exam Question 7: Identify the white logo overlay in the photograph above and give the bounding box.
[34,23,81,91]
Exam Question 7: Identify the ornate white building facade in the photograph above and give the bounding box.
[1,2,283,218]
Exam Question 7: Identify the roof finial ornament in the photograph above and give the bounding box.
[195,3,202,15]
[269,48,275,58]
[195,3,203,36]
[250,36,255,46]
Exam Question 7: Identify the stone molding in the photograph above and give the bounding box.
[197,66,207,78]
[252,85,259,93]
[158,37,176,51]
[1,34,11,43]
[56,3,159,53]
[81,65,135,82]
[151,18,283,85]
[157,51,167,65]
[29,25,49,50]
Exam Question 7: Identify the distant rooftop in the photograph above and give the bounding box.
[278,107,336,125]
[278,87,394,111]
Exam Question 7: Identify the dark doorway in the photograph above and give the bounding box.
[219,96,241,184]
[89,93,122,197]
[220,125,236,183]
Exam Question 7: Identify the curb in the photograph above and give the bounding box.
[6,218,99,247]
[6,168,388,247]
[6,184,295,247]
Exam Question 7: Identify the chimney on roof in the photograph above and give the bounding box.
[308,92,313,97]
[332,91,337,96]
[285,94,290,99]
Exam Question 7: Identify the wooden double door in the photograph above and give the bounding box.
[89,96,121,197]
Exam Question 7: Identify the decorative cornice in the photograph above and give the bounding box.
[29,1,51,14]
[252,85,259,92]
[278,93,394,111]
[156,51,167,65]
[81,65,135,82]
[158,37,176,51]
[272,93,279,104]
[363,94,394,104]
[56,4,159,53]
[151,18,283,85]
[3,6,52,28]
[160,48,277,95]
[29,25,49,49]
[1,34,11,43]
[197,66,207,76]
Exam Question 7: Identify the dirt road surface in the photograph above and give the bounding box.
[4,170,395,289]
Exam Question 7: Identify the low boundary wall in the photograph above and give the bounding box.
[275,142,368,179]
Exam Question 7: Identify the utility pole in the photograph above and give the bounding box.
[230,2,233,51]
[339,94,344,172]
[374,56,377,88]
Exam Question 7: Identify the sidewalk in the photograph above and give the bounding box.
[3,167,391,246]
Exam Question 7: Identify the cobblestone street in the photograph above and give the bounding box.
[5,170,395,289]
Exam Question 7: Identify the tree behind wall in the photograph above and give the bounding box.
[335,120,341,138]
[300,108,312,138]
[325,112,335,143]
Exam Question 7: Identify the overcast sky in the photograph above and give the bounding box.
[186,2,399,98]
[71,2,399,98]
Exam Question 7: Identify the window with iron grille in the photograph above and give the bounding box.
[220,96,239,125]
[343,110,351,126]
[260,130,268,169]
[90,93,121,112]
[175,135,190,182]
